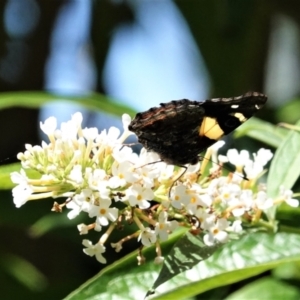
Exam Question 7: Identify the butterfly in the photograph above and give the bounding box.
[128,91,267,166]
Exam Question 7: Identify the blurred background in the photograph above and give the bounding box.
[1,0,300,299]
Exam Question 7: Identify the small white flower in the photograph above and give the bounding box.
[122,114,132,131]
[112,145,137,163]
[229,220,243,233]
[230,172,244,185]
[210,140,225,152]
[40,174,57,182]
[96,126,121,148]
[255,191,274,210]
[218,154,229,164]
[229,202,245,217]
[82,127,98,141]
[12,183,33,208]
[138,227,157,246]
[59,118,80,140]
[77,223,89,235]
[203,218,229,246]
[186,186,207,214]
[10,169,28,184]
[238,189,253,211]
[157,164,175,182]
[40,116,57,135]
[155,211,178,241]
[88,169,107,190]
[71,112,83,128]
[94,223,102,232]
[138,148,160,165]
[107,126,121,141]
[254,148,273,166]
[111,242,123,252]
[198,194,213,207]
[280,187,299,207]
[134,164,158,189]
[207,177,227,193]
[66,189,94,219]
[107,176,123,189]
[210,141,225,165]
[67,201,82,219]
[227,149,250,168]
[219,184,241,204]
[127,183,153,209]
[244,161,263,179]
[82,239,106,264]
[170,185,190,209]
[185,163,200,174]
[68,165,84,185]
[154,256,164,264]
[88,199,118,226]
[197,211,215,230]
[110,161,138,188]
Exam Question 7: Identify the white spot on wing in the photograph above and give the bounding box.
[233,113,246,122]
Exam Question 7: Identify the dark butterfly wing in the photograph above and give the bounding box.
[129,91,267,165]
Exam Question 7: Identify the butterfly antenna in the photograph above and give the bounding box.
[135,160,163,170]
[168,165,188,198]
[200,155,248,181]
[0,156,19,165]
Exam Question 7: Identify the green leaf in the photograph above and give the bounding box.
[152,233,300,299]
[0,163,21,189]
[65,232,300,300]
[0,163,43,190]
[225,277,300,300]
[28,212,79,238]
[276,97,300,124]
[147,232,223,296]
[267,119,300,198]
[273,261,300,281]
[277,203,300,230]
[64,249,159,300]
[0,91,136,117]
[234,118,286,148]
[0,253,47,291]
[64,229,184,300]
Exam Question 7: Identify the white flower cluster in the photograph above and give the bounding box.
[10,112,298,264]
